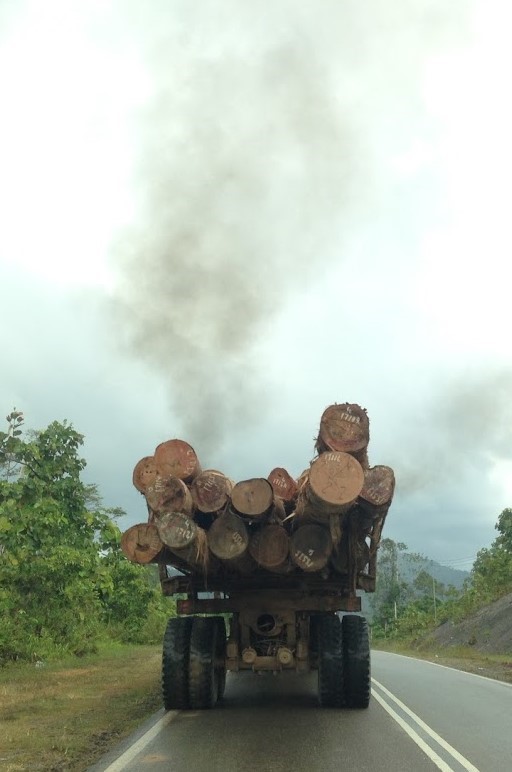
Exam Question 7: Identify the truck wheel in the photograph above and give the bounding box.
[342,614,371,708]
[317,614,344,708]
[309,614,320,669]
[189,617,219,709]
[162,616,193,710]
[213,617,227,701]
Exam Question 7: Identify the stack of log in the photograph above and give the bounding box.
[120,403,395,588]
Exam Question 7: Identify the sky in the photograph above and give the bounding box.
[1,0,512,571]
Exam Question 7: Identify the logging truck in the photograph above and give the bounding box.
[121,403,394,709]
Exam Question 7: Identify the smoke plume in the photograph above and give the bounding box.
[108,1,470,450]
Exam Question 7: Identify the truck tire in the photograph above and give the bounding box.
[342,614,371,708]
[309,614,320,669]
[213,617,227,701]
[189,617,219,709]
[162,616,193,710]
[317,614,344,707]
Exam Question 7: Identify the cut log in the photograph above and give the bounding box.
[153,439,201,483]
[267,468,298,504]
[231,478,274,520]
[171,528,210,572]
[223,551,258,575]
[306,452,364,516]
[249,524,290,569]
[290,524,333,572]
[132,456,159,493]
[145,476,193,516]
[155,511,198,551]
[207,510,249,561]
[270,497,286,524]
[331,537,370,574]
[190,470,233,513]
[316,403,370,457]
[121,523,163,564]
[358,465,395,514]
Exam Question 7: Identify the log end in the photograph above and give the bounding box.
[316,403,370,454]
[132,456,158,493]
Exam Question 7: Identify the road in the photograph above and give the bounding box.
[90,651,512,772]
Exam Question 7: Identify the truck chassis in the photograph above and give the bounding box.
[160,571,371,709]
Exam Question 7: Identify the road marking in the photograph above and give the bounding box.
[372,679,480,772]
[371,690,455,771]
[103,711,178,772]
[375,650,512,688]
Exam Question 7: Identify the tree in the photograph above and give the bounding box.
[495,508,512,553]
[0,411,171,662]
[469,507,512,601]
[370,538,409,629]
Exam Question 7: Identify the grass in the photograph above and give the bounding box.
[373,638,512,684]
[0,643,162,772]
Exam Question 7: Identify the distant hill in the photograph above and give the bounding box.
[397,553,469,590]
[360,551,470,619]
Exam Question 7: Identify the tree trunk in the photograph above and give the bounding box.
[120,523,163,564]
[306,452,364,516]
[267,468,298,505]
[249,524,290,569]
[330,535,370,574]
[190,469,233,513]
[171,528,210,572]
[290,524,333,572]
[231,478,274,520]
[207,510,249,561]
[267,497,286,524]
[316,403,370,465]
[145,476,193,517]
[153,439,202,483]
[132,456,159,493]
[155,511,198,550]
[358,465,395,515]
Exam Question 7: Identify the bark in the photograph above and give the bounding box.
[120,523,163,564]
[153,439,202,483]
[231,478,274,520]
[207,510,250,561]
[267,497,286,524]
[171,529,210,572]
[190,469,233,513]
[330,536,370,574]
[249,524,290,569]
[290,524,333,572]
[132,456,159,493]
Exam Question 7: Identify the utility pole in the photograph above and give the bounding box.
[433,576,437,623]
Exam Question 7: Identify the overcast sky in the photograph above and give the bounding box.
[1,0,511,571]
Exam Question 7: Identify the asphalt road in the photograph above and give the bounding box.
[90,651,512,772]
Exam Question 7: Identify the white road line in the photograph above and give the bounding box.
[371,690,456,772]
[103,711,178,772]
[383,653,512,688]
[372,679,480,772]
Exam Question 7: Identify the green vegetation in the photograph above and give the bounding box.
[0,410,173,665]
[0,643,162,772]
[371,512,512,643]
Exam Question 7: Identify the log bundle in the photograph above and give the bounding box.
[121,404,395,590]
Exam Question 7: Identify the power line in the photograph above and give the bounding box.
[433,555,477,566]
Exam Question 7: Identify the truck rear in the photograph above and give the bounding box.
[121,403,394,709]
